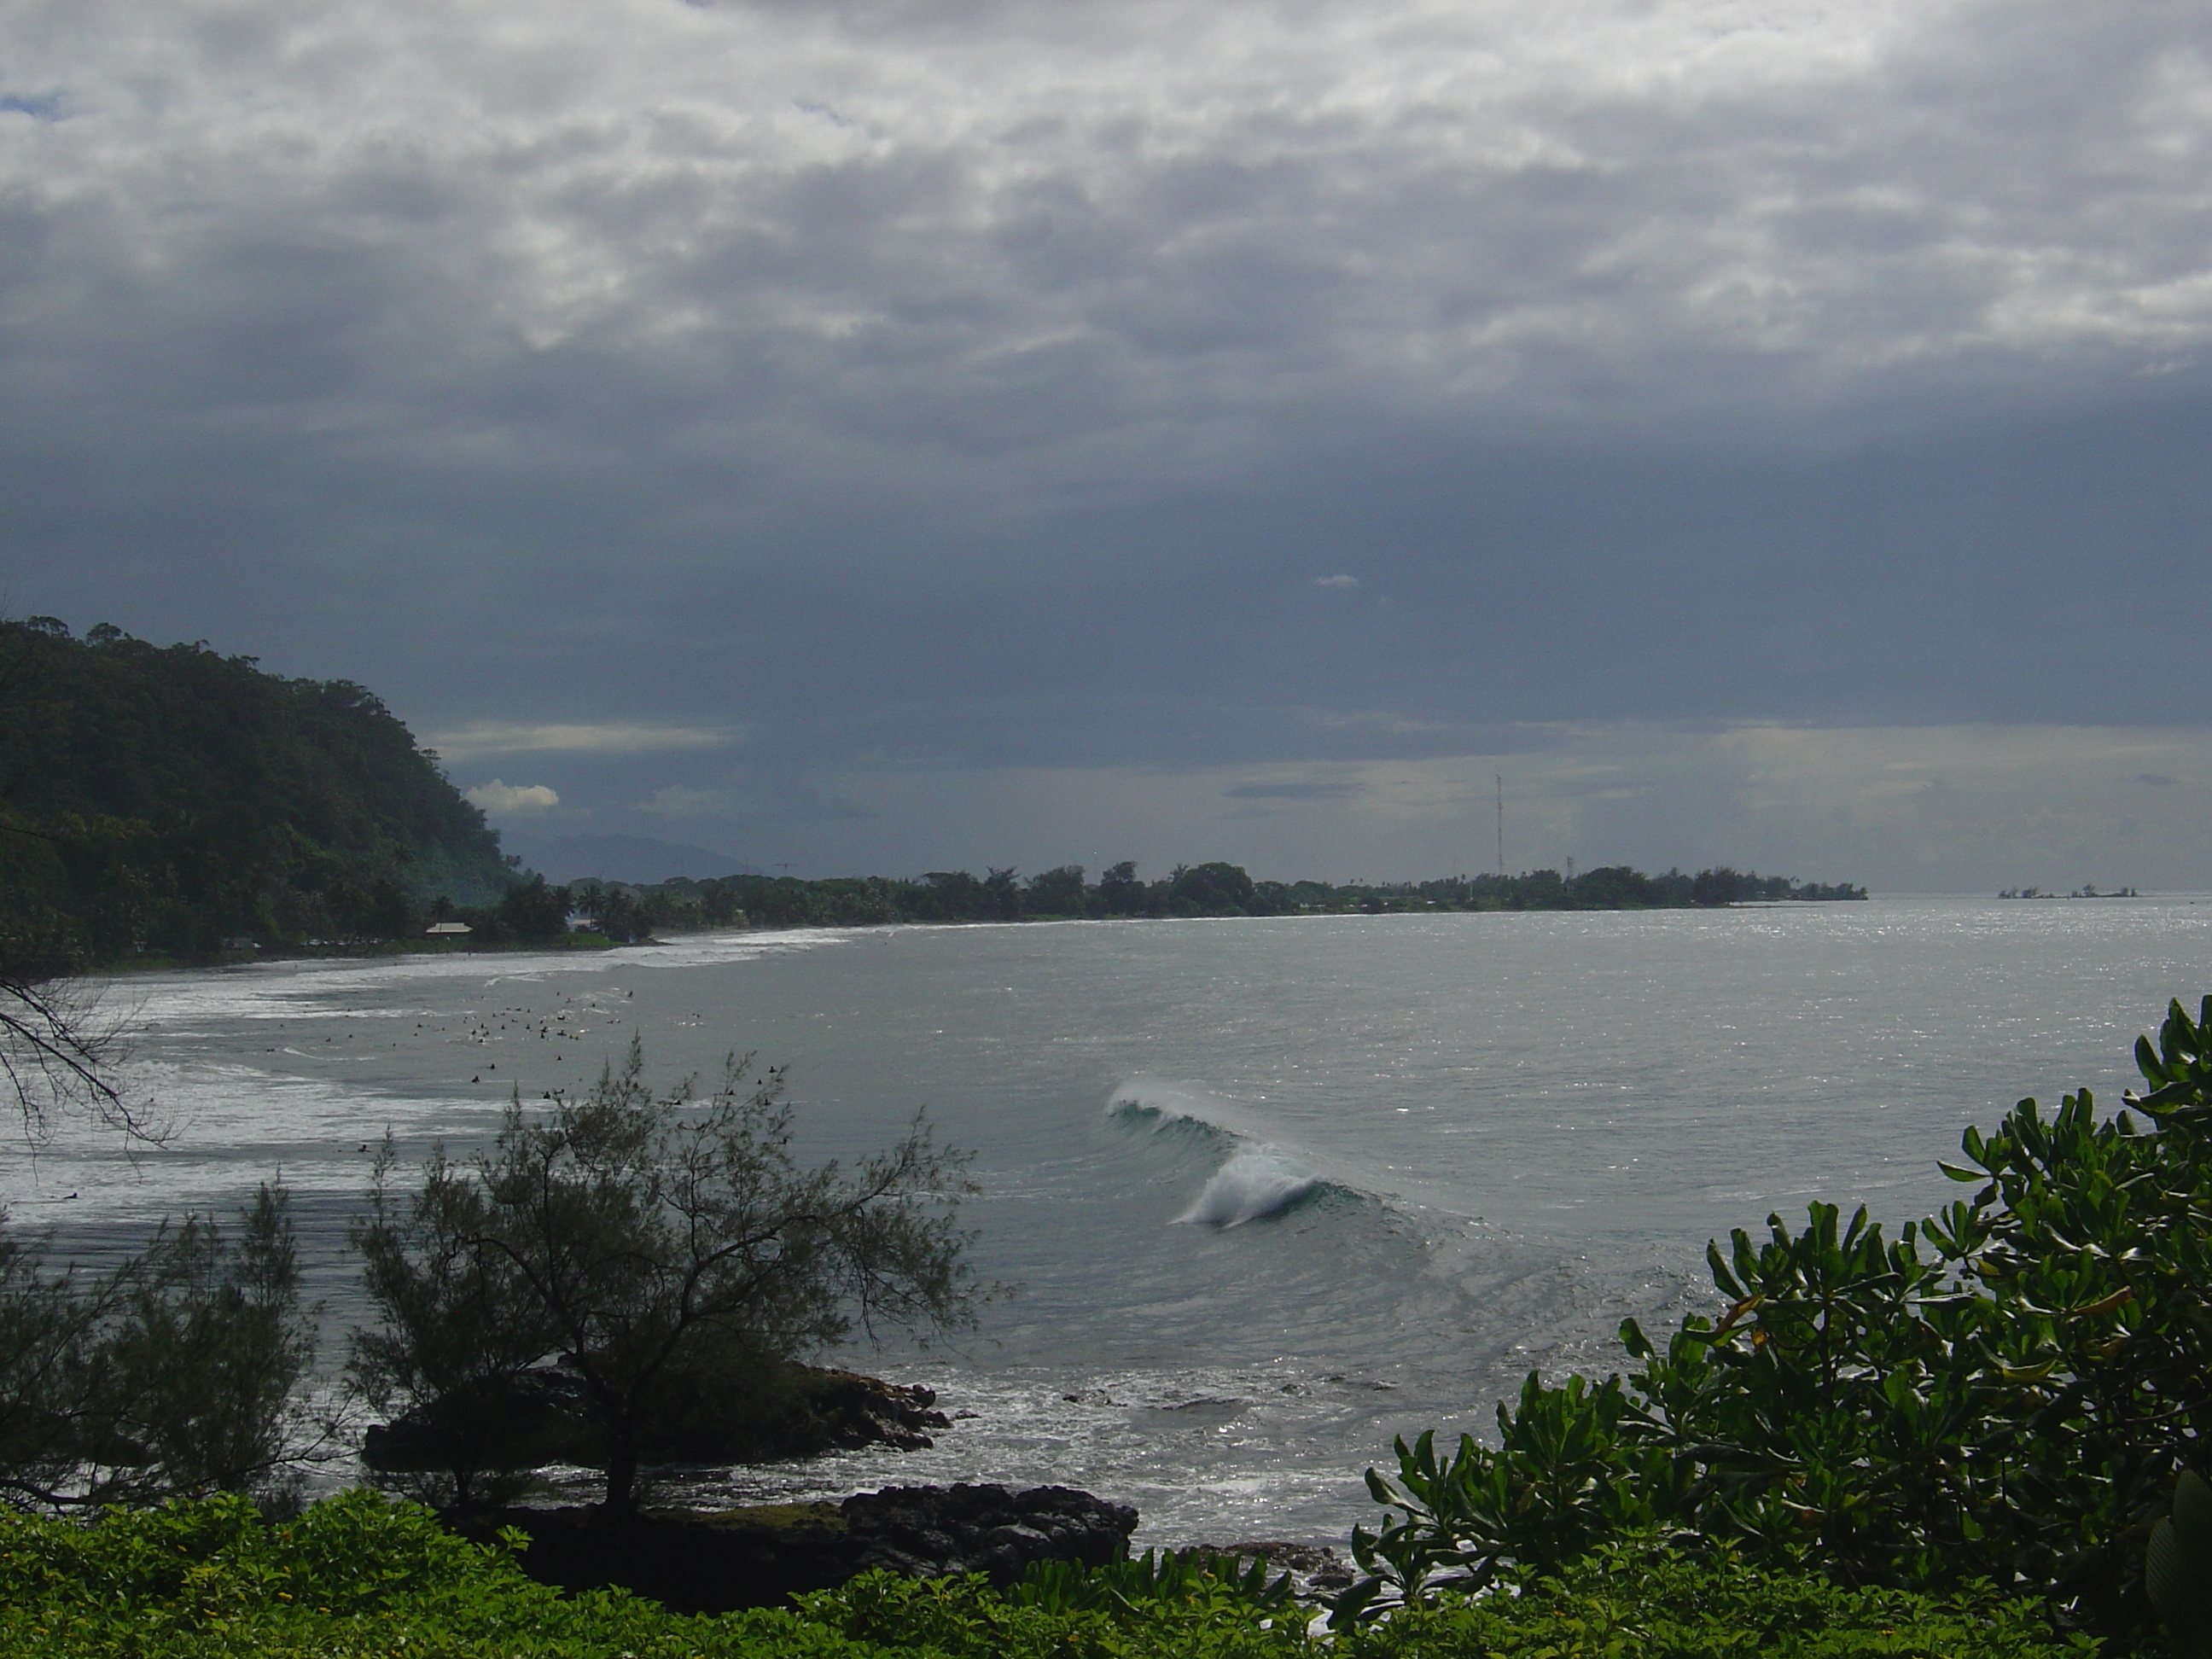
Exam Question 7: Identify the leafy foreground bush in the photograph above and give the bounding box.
[0,1490,2081,1659]
[0,1490,876,1659]
[1348,1540,2093,1659]
[1348,996,2212,1648]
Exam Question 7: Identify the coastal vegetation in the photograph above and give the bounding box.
[1339,996,2212,1650]
[0,1044,974,1523]
[557,860,1866,941]
[9,998,2207,1655]
[15,617,2132,1653]
[348,1039,979,1514]
[0,1487,2084,1658]
[0,617,511,970]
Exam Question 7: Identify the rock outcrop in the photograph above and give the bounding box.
[1186,1540,1356,1598]
[490,1482,1139,1614]
[795,1371,949,1453]
[365,1363,950,1485]
[840,1483,1137,1582]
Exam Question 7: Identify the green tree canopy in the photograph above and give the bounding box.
[0,617,514,963]
[351,1039,981,1516]
[0,1185,315,1510]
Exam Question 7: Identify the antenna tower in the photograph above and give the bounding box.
[1494,774,1505,877]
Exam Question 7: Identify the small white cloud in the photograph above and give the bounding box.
[1313,574,1360,590]
[465,778,560,815]
[428,722,734,760]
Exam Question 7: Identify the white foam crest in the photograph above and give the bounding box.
[1105,1074,1276,1144]
[1108,1074,1353,1225]
[1173,1144,1322,1227]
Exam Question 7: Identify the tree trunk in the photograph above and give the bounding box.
[602,1431,639,1517]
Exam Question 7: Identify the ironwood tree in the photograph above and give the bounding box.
[350,1038,980,1516]
[0,1186,315,1510]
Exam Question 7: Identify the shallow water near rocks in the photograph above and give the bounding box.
[9,897,2209,1545]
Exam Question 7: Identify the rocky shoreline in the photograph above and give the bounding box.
[474,1484,1356,1613]
[475,1483,1138,1613]
[364,1365,953,1481]
[409,1366,1354,1611]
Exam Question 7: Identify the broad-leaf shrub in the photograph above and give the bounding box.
[1344,1372,1697,1614]
[1346,995,2212,1645]
[1006,1545,1298,1619]
[806,1565,1307,1659]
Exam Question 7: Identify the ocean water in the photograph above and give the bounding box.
[6,897,2210,1545]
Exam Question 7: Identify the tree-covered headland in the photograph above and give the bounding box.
[0,617,513,968]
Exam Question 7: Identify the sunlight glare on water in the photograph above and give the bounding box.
[9,897,2209,1543]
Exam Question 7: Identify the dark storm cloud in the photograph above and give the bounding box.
[4,0,2212,876]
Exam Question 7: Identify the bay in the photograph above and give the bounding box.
[8,895,2209,1545]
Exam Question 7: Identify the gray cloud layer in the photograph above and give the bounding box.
[6,1,2211,881]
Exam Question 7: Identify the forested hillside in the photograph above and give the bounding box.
[0,617,513,966]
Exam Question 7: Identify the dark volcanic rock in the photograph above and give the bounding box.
[366,1363,949,1481]
[801,1371,950,1453]
[490,1482,1138,1614]
[843,1484,1137,1582]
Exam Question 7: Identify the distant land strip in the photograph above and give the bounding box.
[0,617,1864,969]
[477,861,1868,950]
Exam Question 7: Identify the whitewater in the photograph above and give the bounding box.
[7,897,2209,1545]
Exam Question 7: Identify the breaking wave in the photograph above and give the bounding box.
[1106,1074,1351,1227]
[1173,1144,1323,1226]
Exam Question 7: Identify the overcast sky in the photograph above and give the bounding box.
[6,0,2211,889]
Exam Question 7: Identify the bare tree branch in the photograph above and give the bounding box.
[0,971,164,1147]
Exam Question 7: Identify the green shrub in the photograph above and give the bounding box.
[1346,996,2212,1647]
[1010,1546,1298,1619]
[802,1549,1308,1659]
[5,1491,1308,1659]
[1346,1538,2095,1659]
[0,1489,882,1658]
[0,1490,2084,1659]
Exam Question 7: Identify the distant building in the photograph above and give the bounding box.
[425,921,473,936]
[567,913,598,932]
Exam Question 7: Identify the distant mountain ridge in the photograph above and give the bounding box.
[0,617,514,964]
